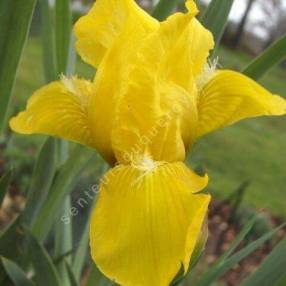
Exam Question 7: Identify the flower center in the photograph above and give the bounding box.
[196,57,219,91]
[131,155,165,186]
[132,155,161,172]
[61,74,78,94]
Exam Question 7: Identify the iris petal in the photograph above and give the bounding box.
[87,2,159,165]
[111,10,214,163]
[196,70,286,138]
[185,0,199,13]
[74,0,158,68]
[90,161,210,286]
[9,78,96,149]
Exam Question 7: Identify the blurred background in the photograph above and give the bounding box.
[0,0,285,285]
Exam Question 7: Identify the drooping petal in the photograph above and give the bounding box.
[10,77,96,150]
[74,0,158,68]
[90,161,210,286]
[196,70,286,138]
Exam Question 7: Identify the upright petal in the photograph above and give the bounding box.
[87,2,159,165]
[164,16,214,87]
[90,161,210,286]
[10,77,96,150]
[196,70,286,138]
[185,0,199,13]
[138,11,214,92]
[110,11,213,163]
[74,0,158,67]
[111,72,197,163]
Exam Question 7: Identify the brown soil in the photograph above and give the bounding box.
[205,200,286,286]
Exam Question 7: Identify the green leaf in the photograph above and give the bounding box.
[66,33,77,76]
[55,0,75,170]
[242,34,286,80]
[195,223,285,286]
[200,0,234,55]
[65,261,79,286]
[54,197,73,286]
[27,232,61,286]
[31,145,95,241]
[72,194,96,281]
[0,218,23,260]
[55,0,72,74]
[39,0,57,82]
[152,0,179,21]
[85,264,113,286]
[72,212,90,281]
[240,236,286,286]
[1,257,35,286]
[54,198,73,262]
[274,275,286,286]
[72,163,107,281]
[0,0,36,131]
[0,171,11,207]
[215,215,259,264]
[22,138,57,227]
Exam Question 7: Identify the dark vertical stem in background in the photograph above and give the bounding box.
[231,0,255,48]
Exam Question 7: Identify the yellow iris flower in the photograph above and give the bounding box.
[10,0,286,285]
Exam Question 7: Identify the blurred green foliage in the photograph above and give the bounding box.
[0,0,286,285]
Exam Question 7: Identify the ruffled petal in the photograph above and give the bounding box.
[74,0,158,67]
[85,5,213,163]
[111,77,196,163]
[90,161,210,286]
[110,11,213,163]
[185,0,199,13]
[138,11,214,92]
[196,70,286,138]
[9,77,96,150]
[165,16,214,83]
[87,2,159,165]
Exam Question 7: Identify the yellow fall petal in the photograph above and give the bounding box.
[74,0,158,68]
[9,77,96,150]
[196,70,286,138]
[90,161,210,286]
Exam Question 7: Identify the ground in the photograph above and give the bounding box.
[4,37,286,218]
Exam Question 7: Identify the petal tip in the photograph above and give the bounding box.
[186,0,199,14]
[9,114,27,134]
